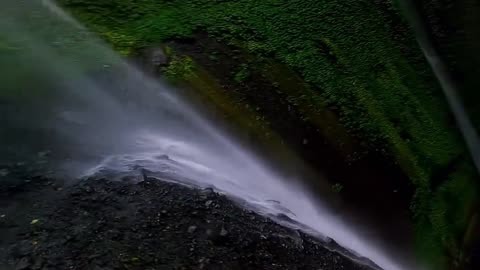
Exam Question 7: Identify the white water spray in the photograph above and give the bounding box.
[0,1,410,270]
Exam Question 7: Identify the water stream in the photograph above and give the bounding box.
[0,1,411,270]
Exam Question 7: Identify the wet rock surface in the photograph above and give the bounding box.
[1,174,379,270]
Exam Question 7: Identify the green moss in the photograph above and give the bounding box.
[416,165,477,269]
[233,63,250,84]
[261,61,357,156]
[163,55,196,81]
[166,55,279,145]
[0,39,19,52]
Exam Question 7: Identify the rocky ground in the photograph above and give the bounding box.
[0,169,380,270]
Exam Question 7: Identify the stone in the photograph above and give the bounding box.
[0,169,9,177]
[187,226,197,234]
[150,48,168,67]
[205,200,213,207]
[15,257,30,270]
[37,151,51,158]
[220,228,228,237]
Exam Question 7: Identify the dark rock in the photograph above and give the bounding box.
[2,176,379,270]
[220,227,228,237]
[10,240,32,257]
[187,225,198,234]
[150,48,168,67]
[32,257,44,269]
[15,257,30,270]
[0,169,9,177]
[205,200,213,207]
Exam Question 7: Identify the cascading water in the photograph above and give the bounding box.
[0,1,411,270]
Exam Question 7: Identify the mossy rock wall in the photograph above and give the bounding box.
[413,0,480,131]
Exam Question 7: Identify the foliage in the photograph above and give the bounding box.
[233,64,250,84]
[163,55,196,81]
[57,0,479,268]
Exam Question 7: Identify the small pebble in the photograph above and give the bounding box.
[220,228,228,237]
[0,169,9,177]
[188,226,197,233]
[37,150,51,158]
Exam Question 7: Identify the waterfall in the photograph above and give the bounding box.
[0,1,409,270]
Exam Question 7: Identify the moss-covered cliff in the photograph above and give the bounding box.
[57,0,479,268]
[413,0,480,131]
